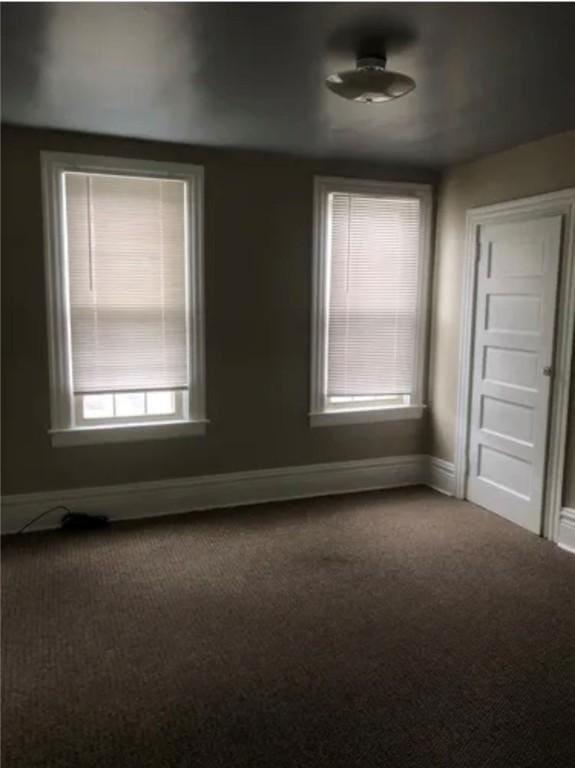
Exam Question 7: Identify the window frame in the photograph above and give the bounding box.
[73,390,187,428]
[310,176,432,427]
[41,152,207,446]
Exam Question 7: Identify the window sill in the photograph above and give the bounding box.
[50,419,208,447]
[309,405,425,427]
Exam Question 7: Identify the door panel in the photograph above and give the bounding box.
[466,215,562,534]
[480,395,533,444]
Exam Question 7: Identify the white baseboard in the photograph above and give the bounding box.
[427,457,455,496]
[557,508,575,555]
[5,453,570,552]
[1,454,428,534]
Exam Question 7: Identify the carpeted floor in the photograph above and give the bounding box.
[2,486,575,768]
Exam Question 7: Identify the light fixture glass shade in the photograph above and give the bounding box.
[326,57,415,103]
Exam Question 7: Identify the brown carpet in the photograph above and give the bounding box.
[2,486,575,768]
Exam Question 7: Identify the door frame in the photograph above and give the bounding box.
[454,188,575,542]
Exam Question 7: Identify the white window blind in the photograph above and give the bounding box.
[64,172,189,395]
[326,192,421,400]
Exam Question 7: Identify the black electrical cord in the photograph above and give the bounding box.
[17,505,73,535]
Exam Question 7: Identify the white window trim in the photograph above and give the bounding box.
[50,420,208,447]
[309,176,432,427]
[41,152,207,446]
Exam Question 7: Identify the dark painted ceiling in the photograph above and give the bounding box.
[3,2,575,168]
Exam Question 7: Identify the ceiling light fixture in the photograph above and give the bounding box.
[326,54,415,103]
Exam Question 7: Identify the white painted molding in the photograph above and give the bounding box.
[309,405,425,427]
[309,176,433,422]
[427,457,455,496]
[453,188,575,547]
[41,152,207,435]
[4,454,571,556]
[50,419,208,447]
[557,508,575,555]
[1,454,428,535]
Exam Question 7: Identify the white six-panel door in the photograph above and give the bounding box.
[466,214,562,534]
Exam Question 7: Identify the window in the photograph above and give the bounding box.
[310,177,432,426]
[42,153,206,445]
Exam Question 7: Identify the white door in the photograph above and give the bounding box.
[467,214,562,534]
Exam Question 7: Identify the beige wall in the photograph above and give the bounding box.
[1,126,436,495]
[430,129,575,507]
